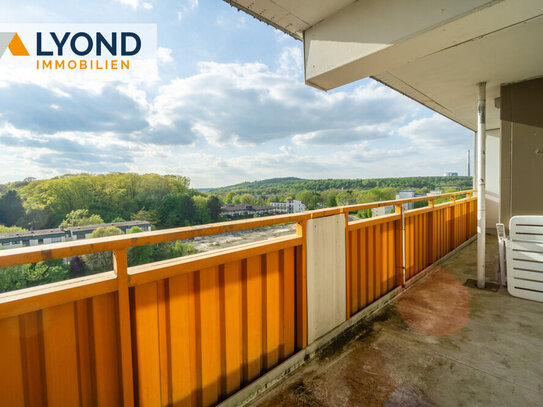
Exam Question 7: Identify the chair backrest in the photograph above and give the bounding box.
[510,216,543,242]
[507,216,543,302]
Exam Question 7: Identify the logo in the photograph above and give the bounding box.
[0,32,30,58]
[0,25,157,78]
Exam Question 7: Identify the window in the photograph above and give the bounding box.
[23,240,30,247]
[76,234,85,240]
[1,242,9,246]
[38,239,44,245]
[51,237,62,243]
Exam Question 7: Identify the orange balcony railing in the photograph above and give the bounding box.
[0,190,476,406]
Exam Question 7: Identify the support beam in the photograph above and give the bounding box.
[477,82,487,289]
[473,132,478,189]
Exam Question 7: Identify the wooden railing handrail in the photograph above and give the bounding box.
[0,189,475,268]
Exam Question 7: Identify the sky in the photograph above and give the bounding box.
[0,0,473,188]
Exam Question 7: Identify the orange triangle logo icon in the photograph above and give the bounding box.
[8,33,29,56]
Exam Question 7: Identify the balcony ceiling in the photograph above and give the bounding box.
[222,0,356,40]
[225,0,543,131]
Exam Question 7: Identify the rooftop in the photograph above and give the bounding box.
[251,236,543,406]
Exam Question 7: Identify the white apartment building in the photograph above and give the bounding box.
[270,199,306,214]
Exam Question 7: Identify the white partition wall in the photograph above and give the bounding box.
[306,214,347,343]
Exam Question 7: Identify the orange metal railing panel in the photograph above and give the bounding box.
[127,244,301,406]
[346,197,477,317]
[0,292,123,407]
[347,215,400,316]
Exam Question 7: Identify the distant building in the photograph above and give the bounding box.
[221,204,276,217]
[396,189,426,211]
[270,199,306,213]
[0,220,151,249]
[443,172,458,176]
[371,206,395,217]
[67,221,152,240]
[427,190,444,196]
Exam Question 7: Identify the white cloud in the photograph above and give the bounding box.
[398,114,472,148]
[177,0,198,21]
[157,47,174,64]
[277,46,303,79]
[292,125,392,146]
[145,58,418,146]
[117,0,154,9]
[118,0,138,8]
[186,0,198,10]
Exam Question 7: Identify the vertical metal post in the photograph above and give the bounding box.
[473,132,477,189]
[477,82,486,289]
[395,204,406,286]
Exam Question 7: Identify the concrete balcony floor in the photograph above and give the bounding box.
[252,237,543,406]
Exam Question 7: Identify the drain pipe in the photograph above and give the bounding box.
[472,132,477,189]
[477,82,486,289]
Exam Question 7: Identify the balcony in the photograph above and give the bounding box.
[251,235,543,406]
[0,191,484,406]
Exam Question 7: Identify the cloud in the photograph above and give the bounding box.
[398,114,472,148]
[292,125,392,146]
[0,122,137,176]
[144,55,420,146]
[157,47,174,64]
[177,0,198,21]
[117,0,153,9]
[0,83,148,134]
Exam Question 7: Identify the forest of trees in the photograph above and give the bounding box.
[217,176,471,211]
[212,176,473,195]
[0,173,222,230]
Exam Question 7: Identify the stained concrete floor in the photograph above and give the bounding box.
[251,237,543,407]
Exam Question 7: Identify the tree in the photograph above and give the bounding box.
[59,209,104,228]
[239,194,254,205]
[127,226,153,266]
[166,241,197,259]
[225,191,236,204]
[111,216,126,223]
[131,208,160,225]
[207,195,221,221]
[0,225,26,234]
[69,256,87,278]
[83,227,124,273]
[20,207,47,230]
[193,196,211,224]
[0,190,25,226]
[0,260,69,293]
[151,240,197,262]
[158,193,196,228]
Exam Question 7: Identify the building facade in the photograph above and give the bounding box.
[0,221,151,249]
[270,199,306,214]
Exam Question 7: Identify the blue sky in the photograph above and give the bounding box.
[0,0,473,188]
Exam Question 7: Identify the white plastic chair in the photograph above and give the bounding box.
[497,216,543,302]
